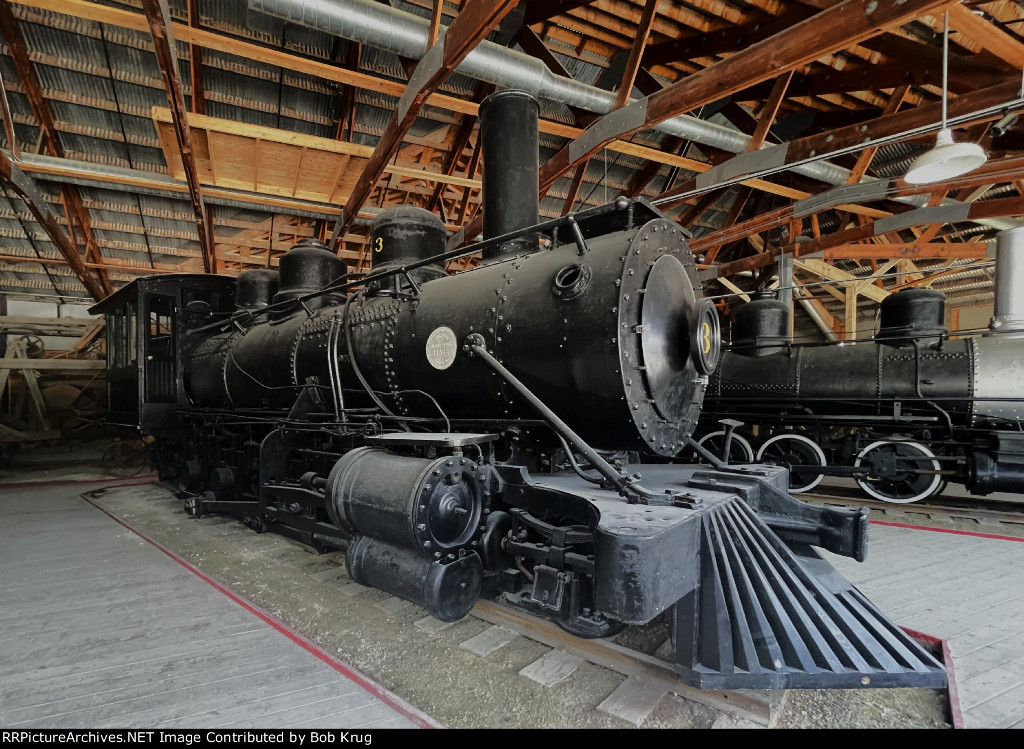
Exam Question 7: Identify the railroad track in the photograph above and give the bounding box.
[802,486,1024,533]
[469,600,783,727]
[84,481,962,729]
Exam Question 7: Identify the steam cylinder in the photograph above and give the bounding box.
[479,90,539,261]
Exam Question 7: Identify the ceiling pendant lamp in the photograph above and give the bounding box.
[904,12,988,185]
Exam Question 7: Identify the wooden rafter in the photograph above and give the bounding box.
[947,3,1024,69]
[846,85,910,184]
[141,0,216,274]
[426,82,493,213]
[613,0,660,109]
[16,0,853,214]
[561,163,589,216]
[537,0,954,195]
[330,0,521,247]
[822,242,989,259]
[0,150,106,300]
[747,72,793,153]
[187,0,204,115]
[0,0,111,297]
[695,152,1024,258]
[715,196,1024,278]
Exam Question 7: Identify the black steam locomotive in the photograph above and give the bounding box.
[699,275,1024,504]
[91,91,946,691]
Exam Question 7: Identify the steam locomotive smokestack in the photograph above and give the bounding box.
[991,227,1024,335]
[479,89,539,262]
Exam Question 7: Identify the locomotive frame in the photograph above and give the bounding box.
[90,90,947,693]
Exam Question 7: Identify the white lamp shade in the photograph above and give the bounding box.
[904,128,988,185]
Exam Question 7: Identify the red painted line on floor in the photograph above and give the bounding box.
[80,491,444,729]
[0,474,157,490]
[901,627,964,730]
[870,519,1024,543]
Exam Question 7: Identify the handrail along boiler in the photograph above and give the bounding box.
[92,90,945,691]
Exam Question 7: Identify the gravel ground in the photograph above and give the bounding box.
[75,479,952,730]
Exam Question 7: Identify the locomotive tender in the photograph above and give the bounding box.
[93,91,945,691]
[701,234,1024,503]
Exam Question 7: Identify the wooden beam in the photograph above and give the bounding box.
[335,41,361,142]
[716,196,1024,278]
[793,278,839,337]
[141,0,216,274]
[796,259,890,303]
[948,3,1024,69]
[561,161,589,216]
[331,0,519,246]
[677,192,719,228]
[0,357,105,370]
[0,253,182,275]
[656,78,1023,210]
[613,0,660,110]
[12,0,844,212]
[642,5,818,67]
[538,0,954,194]
[426,82,492,212]
[513,25,595,127]
[692,152,1024,257]
[704,187,753,264]
[747,72,793,153]
[186,0,204,115]
[718,276,750,303]
[847,85,909,184]
[0,151,107,300]
[0,0,111,297]
[428,0,444,46]
[822,242,989,259]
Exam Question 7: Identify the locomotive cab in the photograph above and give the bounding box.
[90,274,236,436]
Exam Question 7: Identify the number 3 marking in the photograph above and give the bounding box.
[373,237,384,253]
[702,321,711,354]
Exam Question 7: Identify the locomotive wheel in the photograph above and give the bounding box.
[854,440,943,504]
[756,434,827,494]
[695,430,754,464]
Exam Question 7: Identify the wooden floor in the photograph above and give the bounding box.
[827,523,1024,729]
[0,483,428,729]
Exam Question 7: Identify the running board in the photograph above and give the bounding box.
[673,500,947,690]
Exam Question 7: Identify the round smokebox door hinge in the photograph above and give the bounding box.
[690,298,722,376]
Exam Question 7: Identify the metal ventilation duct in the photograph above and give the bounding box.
[248,0,1017,229]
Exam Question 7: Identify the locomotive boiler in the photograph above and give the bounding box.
[93,90,946,691]
[700,232,1024,503]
